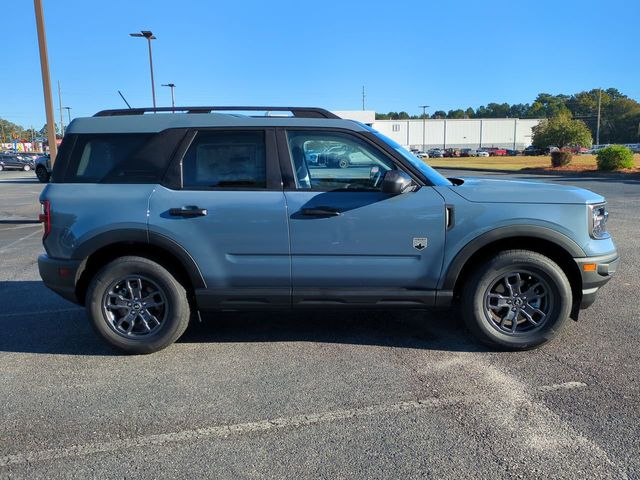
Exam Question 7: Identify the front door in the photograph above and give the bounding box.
[282,129,446,307]
[148,129,290,308]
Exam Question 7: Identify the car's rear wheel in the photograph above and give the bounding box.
[86,256,190,354]
[0,165,4,171]
[23,164,31,172]
[338,158,350,168]
[36,166,50,183]
[461,250,571,350]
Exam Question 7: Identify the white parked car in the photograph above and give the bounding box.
[475,150,490,157]
[415,151,429,159]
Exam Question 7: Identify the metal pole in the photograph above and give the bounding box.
[64,106,71,124]
[33,0,57,162]
[419,105,429,152]
[57,80,65,137]
[513,118,517,150]
[148,37,156,109]
[362,86,365,111]
[443,119,447,150]
[170,85,175,111]
[596,89,602,146]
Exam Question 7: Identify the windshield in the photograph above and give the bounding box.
[365,127,452,186]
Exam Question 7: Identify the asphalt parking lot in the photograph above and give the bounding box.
[0,169,638,479]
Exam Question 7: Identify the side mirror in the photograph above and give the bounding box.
[381,170,417,194]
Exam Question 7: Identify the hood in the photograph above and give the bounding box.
[449,177,605,204]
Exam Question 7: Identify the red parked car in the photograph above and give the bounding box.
[484,147,508,156]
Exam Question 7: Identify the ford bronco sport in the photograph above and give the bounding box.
[38,106,618,354]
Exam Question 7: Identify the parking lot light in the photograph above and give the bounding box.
[161,83,176,112]
[130,30,157,109]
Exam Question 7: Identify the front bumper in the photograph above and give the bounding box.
[574,251,619,309]
[38,254,83,304]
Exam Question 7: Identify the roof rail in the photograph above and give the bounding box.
[93,106,341,119]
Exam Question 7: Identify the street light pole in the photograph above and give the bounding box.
[57,80,65,136]
[419,105,429,152]
[33,0,57,161]
[63,106,72,124]
[130,30,157,108]
[161,83,176,112]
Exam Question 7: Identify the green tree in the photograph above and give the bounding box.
[431,110,446,119]
[532,112,593,149]
[447,109,465,119]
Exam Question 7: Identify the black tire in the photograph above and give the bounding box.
[85,256,190,354]
[36,166,50,183]
[461,250,572,350]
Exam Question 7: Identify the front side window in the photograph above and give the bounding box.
[286,131,396,191]
[182,130,266,189]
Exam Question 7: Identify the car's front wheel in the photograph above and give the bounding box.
[461,250,572,350]
[23,164,31,172]
[86,256,191,354]
[36,166,50,183]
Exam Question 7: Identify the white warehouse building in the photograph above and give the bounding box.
[334,111,543,151]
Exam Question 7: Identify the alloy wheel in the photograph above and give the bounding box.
[483,270,554,335]
[102,275,168,338]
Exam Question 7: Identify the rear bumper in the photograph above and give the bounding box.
[38,254,82,304]
[574,251,619,309]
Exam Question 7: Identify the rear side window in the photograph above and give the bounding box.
[182,131,266,189]
[60,133,153,183]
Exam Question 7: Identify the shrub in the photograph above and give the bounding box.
[551,151,572,167]
[596,145,634,171]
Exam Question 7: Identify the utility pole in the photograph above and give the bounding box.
[57,80,65,136]
[33,0,57,161]
[162,83,176,112]
[130,31,157,108]
[362,86,366,111]
[596,88,602,146]
[419,105,429,152]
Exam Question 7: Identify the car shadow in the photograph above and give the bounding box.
[0,280,487,355]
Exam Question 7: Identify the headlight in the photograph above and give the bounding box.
[589,203,609,239]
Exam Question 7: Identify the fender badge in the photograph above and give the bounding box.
[413,237,427,251]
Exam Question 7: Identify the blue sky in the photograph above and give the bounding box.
[1,0,639,128]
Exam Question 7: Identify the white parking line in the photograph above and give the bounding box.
[0,229,41,253]
[538,381,588,392]
[0,382,588,468]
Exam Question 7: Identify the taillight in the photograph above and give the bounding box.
[39,200,51,239]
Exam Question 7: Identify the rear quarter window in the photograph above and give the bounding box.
[53,130,187,184]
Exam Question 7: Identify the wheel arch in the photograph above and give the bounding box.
[444,227,584,318]
[73,231,205,306]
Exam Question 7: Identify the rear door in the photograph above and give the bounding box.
[281,129,446,307]
[148,128,291,309]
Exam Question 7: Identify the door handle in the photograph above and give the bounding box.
[169,206,208,217]
[301,207,341,217]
